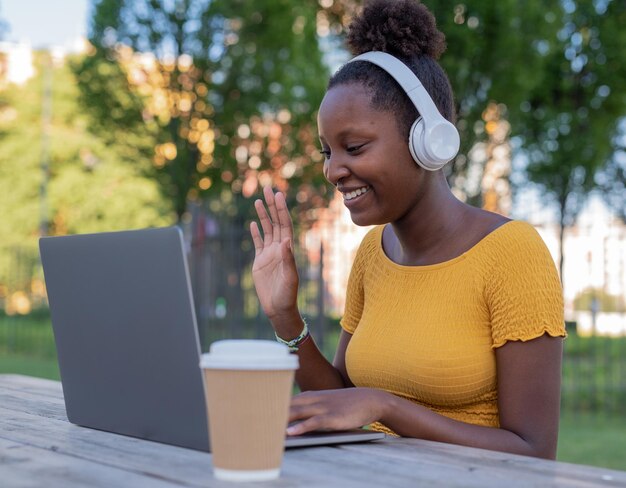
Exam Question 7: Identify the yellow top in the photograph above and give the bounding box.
[340,221,565,434]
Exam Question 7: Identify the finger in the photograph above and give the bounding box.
[290,390,323,406]
[263,187,281,243]
[250,222,263,256]
[286,416,332,436]
[288,398,325,423]
[254,199,273,246]
[275,192,294,241]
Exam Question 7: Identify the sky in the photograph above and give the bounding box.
[1,0,89,48]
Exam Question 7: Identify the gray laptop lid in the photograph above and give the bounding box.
[40,227,209,451]
[40,226,384,451]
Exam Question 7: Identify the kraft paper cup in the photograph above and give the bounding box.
[200,340,299,482]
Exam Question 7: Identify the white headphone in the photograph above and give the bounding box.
[349,51,460,171]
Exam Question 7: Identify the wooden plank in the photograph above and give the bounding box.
[0,403,380,488]
[0,383,360,487]
[4,401,623,488]
[2,375,625,488]
[4,384,626,487]
[0,405,217,488]
[340,439,626,487]
[1,388,67,421]
[0,437,197,488]
[0,374,63,396]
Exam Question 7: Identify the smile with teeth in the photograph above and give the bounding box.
[342,186,370,201]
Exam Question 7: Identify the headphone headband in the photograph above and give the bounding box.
[349,52,442,123]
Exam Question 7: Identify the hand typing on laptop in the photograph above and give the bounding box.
[287,388,388,437]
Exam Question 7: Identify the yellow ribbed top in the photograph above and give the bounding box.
[340,221,565,434]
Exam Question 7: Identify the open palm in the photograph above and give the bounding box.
[250,187,299,322]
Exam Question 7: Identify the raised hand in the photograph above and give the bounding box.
[250,187,300,335]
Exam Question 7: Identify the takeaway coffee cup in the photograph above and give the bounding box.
[200,340,299,482]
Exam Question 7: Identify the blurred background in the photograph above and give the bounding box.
[0,0,625,469]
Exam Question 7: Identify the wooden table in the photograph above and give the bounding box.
[1,374,625,487]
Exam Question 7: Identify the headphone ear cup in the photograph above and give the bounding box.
[408,118,431,170]
[409,117,459,171]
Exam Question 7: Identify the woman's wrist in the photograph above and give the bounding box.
[275,317,310,352]
[374,388,401,425]
[269,308,304,340]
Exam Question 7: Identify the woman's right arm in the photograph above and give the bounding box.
[250,187,351,391]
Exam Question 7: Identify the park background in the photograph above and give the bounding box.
[0,0,625,470]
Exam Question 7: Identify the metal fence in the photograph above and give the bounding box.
[1,220,625,416]
[186,221,335,354]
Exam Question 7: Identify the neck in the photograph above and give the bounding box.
[389,171,469,265]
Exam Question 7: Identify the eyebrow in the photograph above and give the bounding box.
[319,126,371,144]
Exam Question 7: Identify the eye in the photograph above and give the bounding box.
[319,148,331,158]
[347,143,366,154]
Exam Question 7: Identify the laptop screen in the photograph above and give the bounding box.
[40,227,210,451]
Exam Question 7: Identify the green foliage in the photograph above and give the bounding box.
[78,0,332,221]
[599,146,626,222]
[0,51,176,295]
[518,1,626,227]
[419,0,562,202]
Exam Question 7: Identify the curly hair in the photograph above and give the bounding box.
[329,0,456,137]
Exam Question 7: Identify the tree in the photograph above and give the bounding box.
[514,0,626,277]
[77,0,331,222]
[0,51,175,312]
[419,1,563,205]
[599,140,626,222]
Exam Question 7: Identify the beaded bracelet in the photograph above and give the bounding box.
[275,318,310,352]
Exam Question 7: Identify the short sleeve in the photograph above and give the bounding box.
[339,228,379,334]
[485,222,566,348]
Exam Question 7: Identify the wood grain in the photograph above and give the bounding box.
[1,375,625,488]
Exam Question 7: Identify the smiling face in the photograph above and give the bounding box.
[318,83,426,226]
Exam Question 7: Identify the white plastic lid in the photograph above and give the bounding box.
[200,339,299,370]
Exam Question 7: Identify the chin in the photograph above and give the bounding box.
[348,212,387,227]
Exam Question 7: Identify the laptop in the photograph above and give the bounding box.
[39,226,385,450]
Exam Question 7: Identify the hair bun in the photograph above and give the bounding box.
[346,0,446,60]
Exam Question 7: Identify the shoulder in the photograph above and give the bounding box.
[466,219,559,286]
[481,220,551,259]
[481,220,561,293]
[483,221,565,347]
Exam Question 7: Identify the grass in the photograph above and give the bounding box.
[558,413,626,471]
[0,352,59,380]
[561,334,626,415]
[0,312,57,359]
[0,313,60,380]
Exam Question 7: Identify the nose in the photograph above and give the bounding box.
[323,154,351,186]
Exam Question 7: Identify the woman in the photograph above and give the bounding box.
[250,0,565,459]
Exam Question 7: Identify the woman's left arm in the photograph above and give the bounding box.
[288,333,563,460]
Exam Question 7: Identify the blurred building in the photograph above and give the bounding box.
[0,41,35,86]
[302,191,372,316]
[535,197,626,335]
